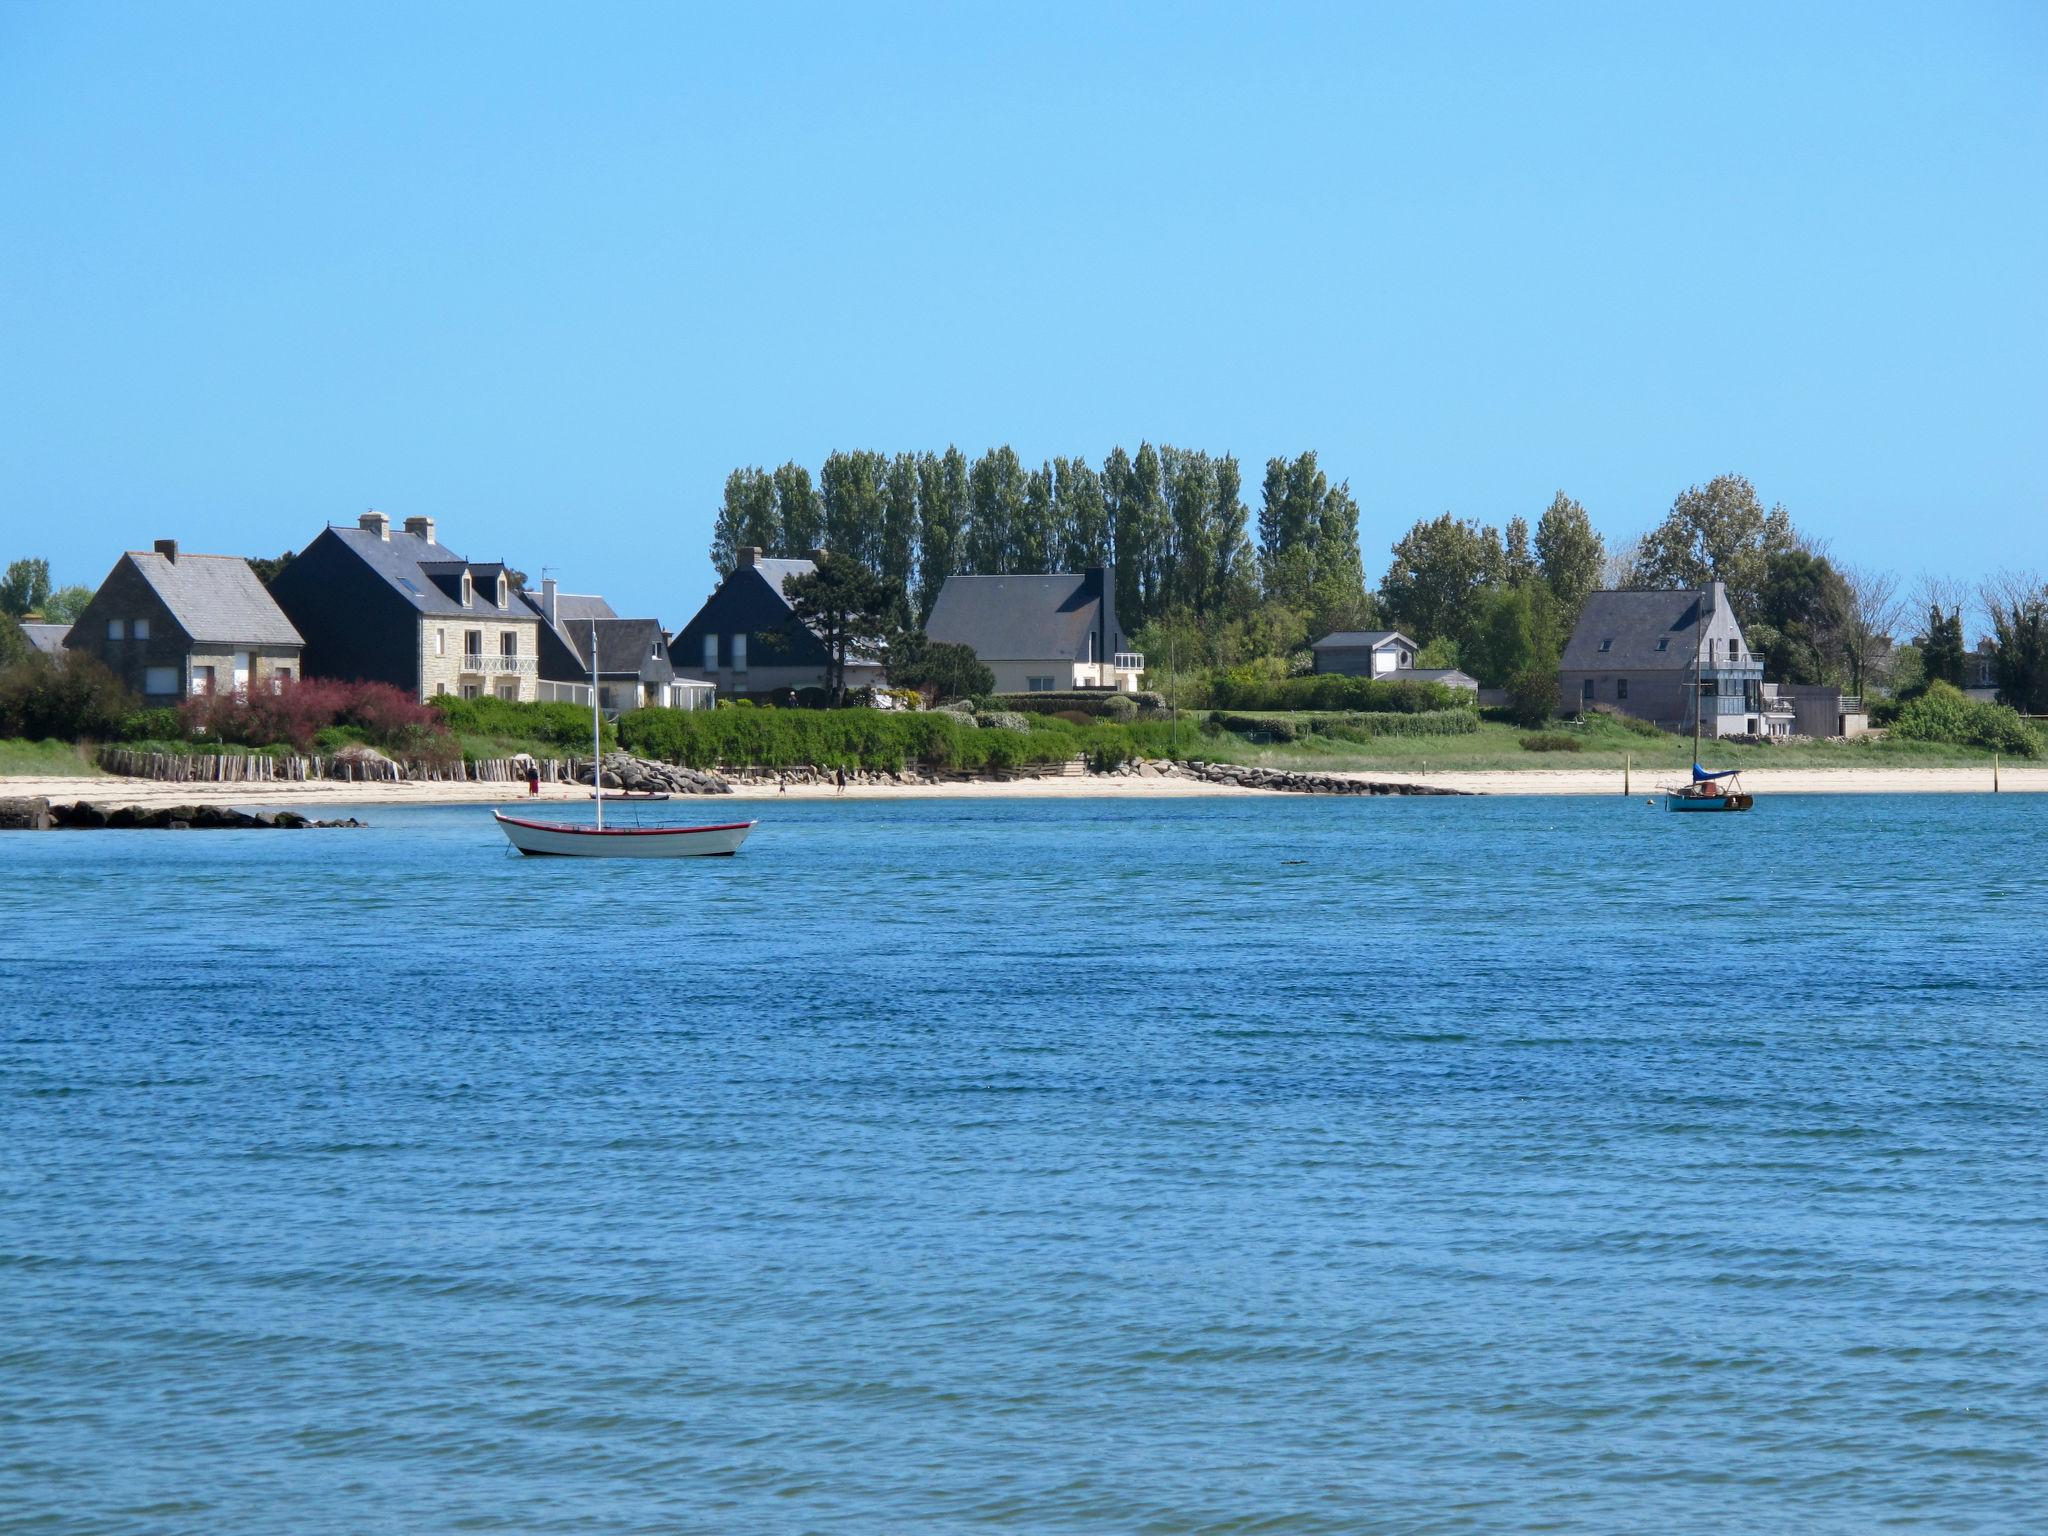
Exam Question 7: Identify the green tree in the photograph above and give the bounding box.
[965,446,1028,573]
[1,558,52,618]
[1634,474,1794,616]
[1258,451,1324,609]
[1308,477,1371,635]
[710,467,778,574]
[1464,582,1561,688]
[1378,514,1501,647]
[1053,456,1108,570]
[1751,548,1848,685]
[773,461,824,555]
[1920,603,1966,687]
[1534,491,1604,623]
[41,584,94,622]
[1502,516,1536,586]
[1125,443,1167,619]
[885,633,993,702]
[1983,573,2048,712]
[881,453,920,596]
[1019,460,1056,572]
[915,447,968,618]
[820,449,889,574]
[782,554,902,707]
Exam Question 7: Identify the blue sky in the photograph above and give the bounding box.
[3,1,2043,623]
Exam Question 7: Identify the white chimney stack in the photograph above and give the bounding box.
[359,510,390,540]
[542,576,558,626]
[402,515,436,545]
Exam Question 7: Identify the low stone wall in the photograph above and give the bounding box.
[1099,758,1473,795]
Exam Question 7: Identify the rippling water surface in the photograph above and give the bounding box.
[4,793,2045,1533]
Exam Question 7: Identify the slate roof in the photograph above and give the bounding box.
[925,571,1107,660]
[19,621,70,655]
[554,593,616,623]
[750,558,816,608]
[1404,668,1479,688]
[127,551,303,646]
[1560,587,1722,671]
[1311,630,1414,651]
[327,526,479,616]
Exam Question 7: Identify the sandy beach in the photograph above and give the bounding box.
[3,762,2041,811]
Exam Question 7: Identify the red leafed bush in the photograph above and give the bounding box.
[180,677,448,754]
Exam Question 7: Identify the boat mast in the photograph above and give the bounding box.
[1693,583,1705,769]
[591,616,603,831]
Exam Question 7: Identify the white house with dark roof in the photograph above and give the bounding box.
[923,566,1142,693]
[524,580,714,713]
[65,540,303,699]
[1560,582,1796,737]
[268,512,542,701]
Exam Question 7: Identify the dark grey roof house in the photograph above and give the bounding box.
[923,566,1141,693]
[522,580,711,713]
[64,540,303,699]
[670,547,883,703]
[1311,629,1419,678]
[1560,582,1792,737]
[268,512,543,701]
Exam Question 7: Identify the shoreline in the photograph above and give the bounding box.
[2,762,2041,809]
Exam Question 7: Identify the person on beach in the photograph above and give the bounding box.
[835,765,845,795]
[526,763,541,797]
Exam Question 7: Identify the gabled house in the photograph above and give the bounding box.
[523,580,713,713]
[64,540,303,699]
[268,512,541,701]
[1311,630,1419,677]
[1560,582,1793,737]
[670,547,884,703]
[923,565,1141,693]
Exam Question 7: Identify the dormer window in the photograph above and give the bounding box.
[496,575,508,607]
[652,640,663,658]
[461,572,474,607]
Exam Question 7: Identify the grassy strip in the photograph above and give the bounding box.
[0,738,105,777]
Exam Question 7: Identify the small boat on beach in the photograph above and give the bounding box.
[493,615,756,858]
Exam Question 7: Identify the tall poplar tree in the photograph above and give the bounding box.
[915,448,968,618]
[1533,491,1605,624]
[773,462,824,555]
[881,453,920,595]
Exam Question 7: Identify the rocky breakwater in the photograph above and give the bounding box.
[1096,759,1473,796]
[577,752,731,795]
[43,801,364,830]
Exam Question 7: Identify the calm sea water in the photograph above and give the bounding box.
[3,792,2045,1533]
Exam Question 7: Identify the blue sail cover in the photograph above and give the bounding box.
[1692,763,1739,782]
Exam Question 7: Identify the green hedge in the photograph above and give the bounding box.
[616,706,1196,772]
[1519,732,1582,753]
[1208,674,1470,713]
[1208,708,1479,744]
[430,695,608,752]
[995,691,1165,717]
[1889,682,2040,758]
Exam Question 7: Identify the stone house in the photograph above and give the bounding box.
[1560,583,1797,737]
[268,513,541,701]
[923,566,1142,693]
[670,548,885,703]
[64,540,303,699]
[523,580,713,714]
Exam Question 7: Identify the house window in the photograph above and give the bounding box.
[1656,638,1669,652]
[461,683,480,699]
[1616,678,1629,701]
[732,633,747,672]
[108,619,125,640]
[1027,675,1057,692]
[435,681,448,696]
[495,680,518,701]
[652,640,663,659]
[462,573,474,607]
[132,618,150,640]
[269,665,293,693]
[497,576,508,607]
[1581,678,1594,703]
[465,630,483,662]
[703,634,717,673]
[191,665,216,695]
[1597,638,1612,653]
[143,666,179,695]
[436,628,446,657]
[500,631,518,658]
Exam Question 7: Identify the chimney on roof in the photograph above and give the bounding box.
[359,510,390,540]
[402,515,436,545]
[154,538,178,564]
[542,576,558,626]
[810,547,828,564]
[736,547,762,568]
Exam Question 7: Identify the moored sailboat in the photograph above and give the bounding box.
[494,616,756,857]
[1663,584,1755,813]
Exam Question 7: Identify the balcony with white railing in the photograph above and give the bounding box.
[461,654,538,675]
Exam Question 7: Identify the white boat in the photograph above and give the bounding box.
[493,614,757,859]
[494,810,754,857]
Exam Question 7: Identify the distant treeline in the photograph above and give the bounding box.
[708,446,1371,634]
